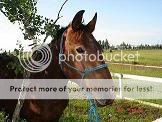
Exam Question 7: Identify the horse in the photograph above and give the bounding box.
[0,10,114,122]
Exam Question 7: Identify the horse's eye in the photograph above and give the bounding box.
[76,47,85,54]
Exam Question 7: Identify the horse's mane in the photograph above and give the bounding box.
[56,27,67,40]
[55,23,87,40]
[55,22,87,41]
[50,26,67,47]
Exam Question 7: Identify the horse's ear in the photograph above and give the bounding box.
[72,10,85,31]
[86,13,97,33]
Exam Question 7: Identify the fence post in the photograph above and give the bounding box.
[119,74,123,99]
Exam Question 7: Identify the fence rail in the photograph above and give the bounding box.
[111,73,162,83]
[111,72,162,109]
[107,62,162,69]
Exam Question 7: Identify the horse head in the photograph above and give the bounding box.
[58,10,114,107]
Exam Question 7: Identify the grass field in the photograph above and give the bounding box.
[104,49,162,78]
[103,49,162,66]
[60,100,162,122]
[109,63,162,78]
[0,100,161,122]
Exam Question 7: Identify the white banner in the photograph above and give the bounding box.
[0,79,161,99]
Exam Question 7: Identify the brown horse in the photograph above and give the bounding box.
[0,10,114,122]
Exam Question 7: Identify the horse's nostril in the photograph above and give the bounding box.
[76,47,85,54]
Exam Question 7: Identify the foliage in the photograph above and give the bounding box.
[98,39,110,50]
[104,39,110,50]
[0,0,68,42]
[7,61,24,76]
[98,39,162,50]
[0,52,24,77]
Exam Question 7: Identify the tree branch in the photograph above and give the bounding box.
[43,34,49,43]
[43,0,69,43]
[53,0,69,24]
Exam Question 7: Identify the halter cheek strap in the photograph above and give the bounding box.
[59,31,108,79]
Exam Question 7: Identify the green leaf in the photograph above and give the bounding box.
[0,2,3,9]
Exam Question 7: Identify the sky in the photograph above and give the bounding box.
[0,0,162,50]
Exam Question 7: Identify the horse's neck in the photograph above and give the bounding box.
[46,43,65,79]
[30,42,66,79]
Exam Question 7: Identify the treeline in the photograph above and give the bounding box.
[98,40,162,50]
[98,39,110,50]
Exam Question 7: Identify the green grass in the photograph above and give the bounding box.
[0,99,161,122]
[103,49,162,78]
[60,100,162,122]
[142,99,162,105]
[109,63,162,78]
[104,49,162,66]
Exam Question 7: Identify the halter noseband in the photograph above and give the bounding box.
[59,30,108,79]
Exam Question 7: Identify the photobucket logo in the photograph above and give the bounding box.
[19,44,52,73]
[59,51,100,63]
[59,50,140,62]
